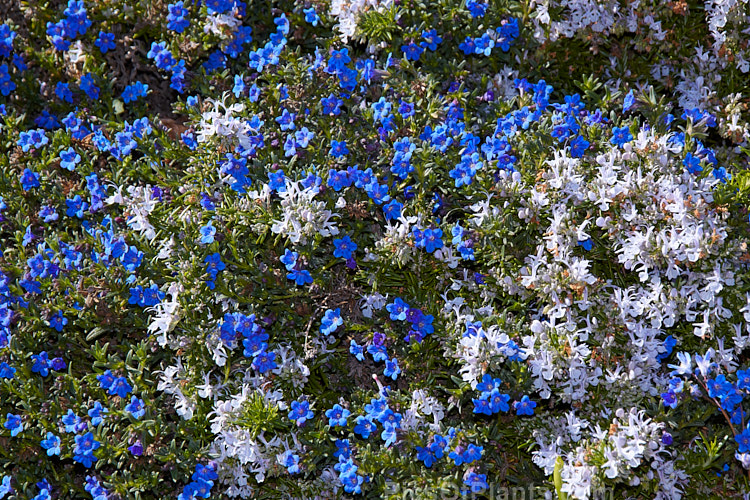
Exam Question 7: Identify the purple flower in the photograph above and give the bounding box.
[128,439,144,456]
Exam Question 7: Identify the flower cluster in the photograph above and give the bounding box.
[1,0,750,499]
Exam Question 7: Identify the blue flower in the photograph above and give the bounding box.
[386,298,409,321]
[737,369,750,390]
[179,479,213,500]
[334,439,351,459]
[283,134,297,157]
[108,376,133,398]
[32,486,50,500]
[280,249,298,270]
[327,169,351,191]
[416,445,436,467]
[295,127,314,149]
[3,413,22,437]
[382,199,403,220]
[320,308,343,335]
[473,393,493,415]
[420,29,442,51]
[31,351,50,376]
[66,195,88,218]
[349,340,365,361]
[364,397,388,420]
[204,252,226,287]
[333,235,357,259]
[377,408,402,428]
[280,450,300,474]
[55,81,73,103]
[401,42,424,61]
[287,268,313,286]
[77,73,99,101]
[384,358,401,380]
[274,13,290,35]
[0,362,14,379]
[623,89,635,112]
[340,471,364,494]
[683,152,703,175]
[421,228,444,253]
[205,0,233,14]
[354,415,376,439]
[0,476,10,498]
[122,81,148,103]
[462,443,483,464]
[303,7,320,26]
[232,74,245,97]
[473,33,495,56]
[129,285,145,306]
[737,429,750,453]
[712,166,729,183]
[148,42,177,70]
[193,463,219,483]
[73,431,100,467]
[20,168,40,190]
[252,349,278,373]
[288,400,314,426]
[326,48,351,74]
[142,284,164,306]
[88,401,108,426]
[242,330,268,356]
[41,432,61,456]
[514,395,537,416]
[97,370,115,391]
[49,311,68,332]
[449,161,476,187]
[413,314,434,335]
[706,374,732,399]
[167,1,190,33]
[321,94,343,115]
[478,376,502,392]
[0,63,15,96]
[51,357,66,371]
[398,99,415,119]
[200,221,216,244]
[59,147,81,171]
[570,135,590,158]
[94,31,115,52]
[325,404,351,427]
[275,109,296,131]
[464,473,488,494]
[656,335,676,362]
[577,238,593,251]
[33,109,57,130]
[39,204,58,223]
[661,390,678,408]
[125,396,146,419]
[268,169,287,192]
[62,409,82,433]
[466,0,488,17]
[610,126,633,147]
[367,343,388,362]
[84,475,109,499]
[381,424,398,446]
[128,439,143,456]
[488,389,510,413]
[329,139,349,158]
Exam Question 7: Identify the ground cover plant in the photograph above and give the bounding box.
[1,0,750,498]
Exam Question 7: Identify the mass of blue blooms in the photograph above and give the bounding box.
[1,0,750,498]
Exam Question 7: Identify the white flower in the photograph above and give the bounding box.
[204,13,241,37]
[270,181,339,244]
